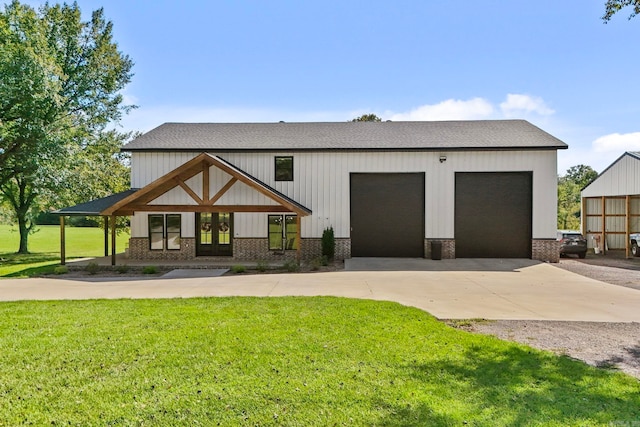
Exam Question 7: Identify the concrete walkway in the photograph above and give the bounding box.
[1,259,639,321]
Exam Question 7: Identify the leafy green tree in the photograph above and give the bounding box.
[557,165,598,230]
[564,165,598,189]
[352,114,382,122]
[0,1,133,253]
[603,0,640,21]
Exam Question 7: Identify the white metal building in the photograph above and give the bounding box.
[70,120,566,263]
[581,151,640,256]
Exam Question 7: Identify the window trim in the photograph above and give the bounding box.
[274,156,294,182]
[268,214,297,251]
[148,214,182,251]
[148,214,165,251]
[166,214,182,251]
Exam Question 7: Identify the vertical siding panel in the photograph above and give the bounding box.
[129,150,560,241]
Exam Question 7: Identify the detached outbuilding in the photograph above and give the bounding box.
[581,151,640,257]
[57,120,567,263]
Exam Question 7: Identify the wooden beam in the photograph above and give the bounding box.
[208,178,237,205]
[203,164,210,202]
[111,215,117,266]
[175,178,204,204]
[60,216,66,266]
[208,156,311,216]
[101,153,214,215]
[125,204,292,213]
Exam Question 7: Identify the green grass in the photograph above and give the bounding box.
[0,224,130,277]
[0,297,637,426]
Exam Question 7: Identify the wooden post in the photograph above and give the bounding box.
[601,196,606,254]
[104,216,109,257]
[60,216,66,266]
[111,215,117,266]
[203,164,210,201]
[626,195,631,258]
[296,217,302,263]
[581,197,587,239]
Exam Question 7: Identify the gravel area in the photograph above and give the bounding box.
[450,252,640,379]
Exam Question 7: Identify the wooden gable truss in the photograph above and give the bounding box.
[101,152,312,217]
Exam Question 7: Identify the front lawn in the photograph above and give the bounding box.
[0,297,637,425]
[0,225,130,277]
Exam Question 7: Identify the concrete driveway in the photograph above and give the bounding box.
[1,258,639,322]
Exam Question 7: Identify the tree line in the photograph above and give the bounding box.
[0,1,133,253]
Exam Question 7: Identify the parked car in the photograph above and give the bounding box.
[557,231,587,259]
[631,233,640,257]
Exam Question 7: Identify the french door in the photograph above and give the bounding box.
[196,212,233,256]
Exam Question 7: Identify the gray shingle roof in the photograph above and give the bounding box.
[53,189,140,216]
[123,120,568,152]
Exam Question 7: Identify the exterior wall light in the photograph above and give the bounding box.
[439,155,447,163]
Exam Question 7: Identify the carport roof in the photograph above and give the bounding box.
[123,120,568,152]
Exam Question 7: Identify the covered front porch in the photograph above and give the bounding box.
[55,153,312,266]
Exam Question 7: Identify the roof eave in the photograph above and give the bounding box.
[122,145,568,153]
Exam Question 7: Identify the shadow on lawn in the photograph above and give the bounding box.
[0,252,60,277]
[596,343,640,373]
[379,344,640,426]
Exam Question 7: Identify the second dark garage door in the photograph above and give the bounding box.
[350,173,425,257]
[455,172,532,258]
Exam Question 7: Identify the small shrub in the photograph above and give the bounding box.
[53,266,68,275]
[231,265,246,274]
[116,264,130,274]
[283,260,300,273]
[142,265,158,274]
[85,262,99,275]
[321,226,335,260]
[310,258,321,271]
[256,260,268,273]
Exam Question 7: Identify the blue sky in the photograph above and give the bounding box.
[22,0,640,173]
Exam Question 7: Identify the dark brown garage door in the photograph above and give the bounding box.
[455,172,532,258]
[350,173,425,257]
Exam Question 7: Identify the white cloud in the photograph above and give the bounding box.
[388,98,494,121]
[122,93,139,106]
[117,93,555,135]
[500,94,554,117]
[592,132,640,153]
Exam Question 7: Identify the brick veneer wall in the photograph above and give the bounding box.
[233,238,297,261]
[128,237,196,260]
[129,236,557,263]
[129,237,352,262]
[234,238,351,261]
[532,239,560,263]
[424,239,455,259]
[299,238,351,260]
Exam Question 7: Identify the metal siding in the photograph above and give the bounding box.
[129,150,558,242]
[583,154,640,197]
[585,198,603,215]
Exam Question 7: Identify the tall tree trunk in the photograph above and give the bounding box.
[17,212,30,254]
[1,175,36,254]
